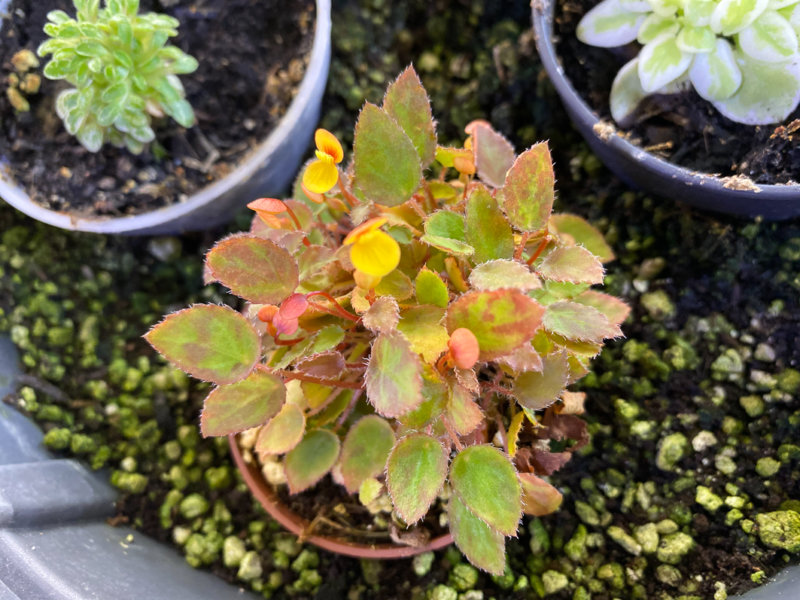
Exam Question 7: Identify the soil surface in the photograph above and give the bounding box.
[554,0,800,185]
[0,0,314,217]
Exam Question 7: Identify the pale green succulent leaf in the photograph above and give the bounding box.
[577,0,647,47]
[637,14,680,44]
[646,0,682,16]
[770,0,800,9]
[638,34,693,92]
[675,25,716,53]
[711,0,769,35]
[711,49,800,124]
[684,0,717,26]
[738,11,798,62]
[780,3,800,35]
[689,38,743,100]
[610,58,649,124]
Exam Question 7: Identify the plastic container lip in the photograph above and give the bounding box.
[0,0,332,234]
[531,0,800,221]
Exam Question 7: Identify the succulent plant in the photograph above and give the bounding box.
[577,0,800,125]
[37,0,198,153]
[146,66,628,574]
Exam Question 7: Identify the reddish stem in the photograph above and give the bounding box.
[514,232,531,261]
[526,236,550,266]
[443,418,464,452]
[274,336,307,346]
[337,172,360,208]
[306,291,360,323]
[283,204,312,247]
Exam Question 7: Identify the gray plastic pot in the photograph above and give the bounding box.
[0,334,797,597]
[531,0,800,221]
[0,0,331,235]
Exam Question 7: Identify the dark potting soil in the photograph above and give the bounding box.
[0,0,314,217]
[554,0,800,185]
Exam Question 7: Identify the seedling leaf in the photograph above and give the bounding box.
[448,494,506,575]
[513,352,570,411]
[200,369,285,437]
[284,429,341,494]
[386,434,448,523]
[365,332,424,417]
[383,66,437,168]
[497,143,555,233]
[256,402,306,455]
[340,415,396,493]
[465,184,515,264]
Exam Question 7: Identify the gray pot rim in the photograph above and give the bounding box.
[531,0,800,220]
[0,0,331,234]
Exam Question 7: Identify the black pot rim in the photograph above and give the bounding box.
[531,0,800,220]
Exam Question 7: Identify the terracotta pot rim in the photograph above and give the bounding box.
[228,435,453,559]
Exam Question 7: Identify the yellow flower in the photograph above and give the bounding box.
[344,217,400,278]
[302,129,344,194]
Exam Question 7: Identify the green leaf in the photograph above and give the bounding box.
[365,332,424,418]
[472,123,515,188]
[386,434,448,523]
[711,0,769,35]
[398,369,447,432]
[353,103,421,207]
[415,268,450,308]
[445,290,545,360]
[676,24,716,53]
[468,259,541,292]
[446,382,484,436]
[340,415,396,493]
[375,269,414,301]
[711,46,800,124]
[464,184,515,264]
[512,352,570,411]
[383,65,437,168]
[739,11,797,62]
[397,305,450,363]
[448,495,506,575]
[284,429,341,494]
[638,34,692,93]
[551,214,615,263]
[421,210,475,257]
[497,143,555,233]
[363,295,400,333]
[206,234,298,304]
[637,14,680,44]
[543,301,622,343]
[200,369,285,437]
[145,304,260,385]
[537,246,604,284]
[256,402,306,456]
[450,445,521,536]
[688,39,742,101]
[574,291,631,327]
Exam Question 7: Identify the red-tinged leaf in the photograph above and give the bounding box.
[472,123,515,189]
[206,234,299,304]
[543,411,590,451]
[383,66,437,168]
[447,381,484,436]
[295,351,346,379]
[551,213,615,263]
[449,445,521,536]
[496,344,543,374]
[297,245,336,280]
[145,304,260,385]
[339,415,396,493]
[397,305,450,363]
[574,290,631,327]
[200,369,285,437]
[353,103,421,207]
[284,429,341,494]
[543,301,622,344]
[455,367,480,394]
[537,246,604,285]
[445,290,545,360]
[365,332,424,418]
[256,402,306,456]
[512,352,570,411]
[515,447,572,476]
[386,434,448,524]
[519,473,563,516]
[558,390,587,415]
[448,494,506,575]
[465,184,515,264]
[497,143,555,233]
[468,259,541,292]
[398,370,447,433]
[363,295,400,333]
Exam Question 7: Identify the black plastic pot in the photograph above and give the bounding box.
[531,0,800,221]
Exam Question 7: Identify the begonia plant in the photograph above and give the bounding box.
[146,66,628,573]
[577,0,800,125]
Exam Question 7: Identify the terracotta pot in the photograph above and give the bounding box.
[531,0,800,221]
[228,435,453,559]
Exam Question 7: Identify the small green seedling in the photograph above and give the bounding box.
[147,66,628,574]
[37,0,198,153]
[577,0,800,125]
